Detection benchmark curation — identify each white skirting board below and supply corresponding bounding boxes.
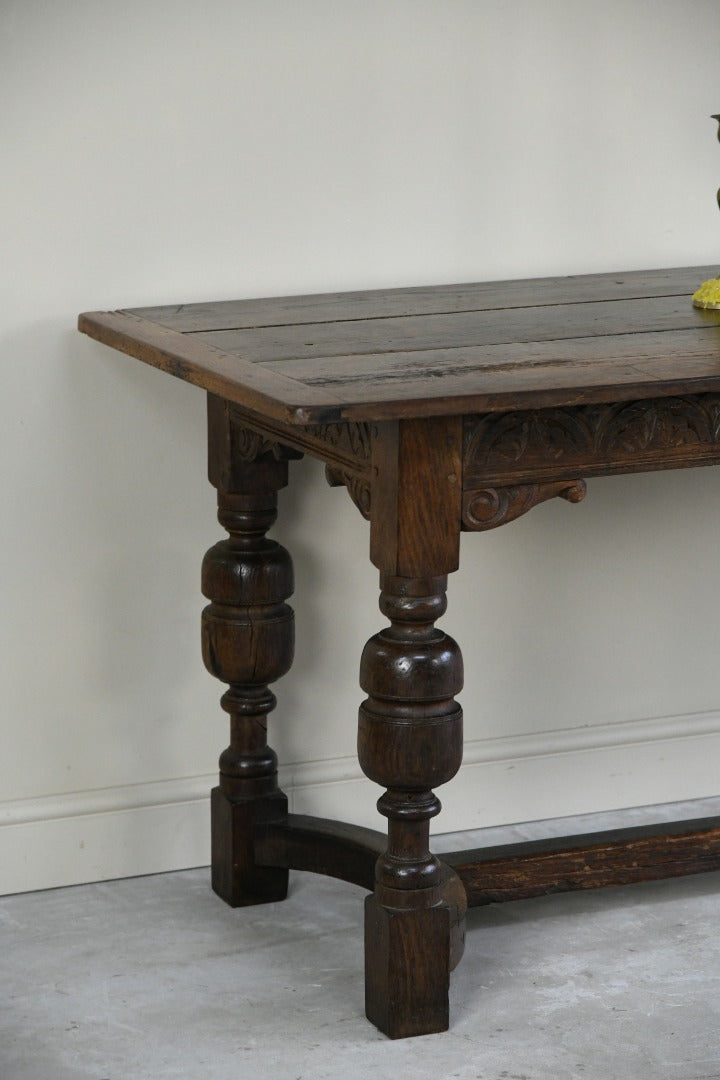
[2,710,720,896]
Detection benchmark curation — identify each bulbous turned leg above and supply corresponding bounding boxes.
[203,490,293,906]
[358,574,466,1038]
[203,396,296,907]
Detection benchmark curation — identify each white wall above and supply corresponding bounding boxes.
[2,0,720,894]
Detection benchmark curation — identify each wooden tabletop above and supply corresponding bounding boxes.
[78,265,720,425]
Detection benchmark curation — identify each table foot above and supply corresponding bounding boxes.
[364,892,452,1038]
[211,785,288,907]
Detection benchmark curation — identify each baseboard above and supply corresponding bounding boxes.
[2,710,720,895]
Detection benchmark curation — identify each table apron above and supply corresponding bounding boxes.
[462,393,720,488]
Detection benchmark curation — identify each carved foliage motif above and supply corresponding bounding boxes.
[308,421,373,463]
[464,394,720,484]
[232,427,287,463]
[226,404,371,473]
[226,407,373,518]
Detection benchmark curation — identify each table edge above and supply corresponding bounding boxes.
[78,310,347,424]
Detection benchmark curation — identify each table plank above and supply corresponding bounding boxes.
[124,265,716,333]
[292,330,720,419]
[257,328,719,385]
[192,296,720,366]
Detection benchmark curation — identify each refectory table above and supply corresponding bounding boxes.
[79,265,720,1038]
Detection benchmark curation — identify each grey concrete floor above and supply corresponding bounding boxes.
[3,799,720,1080]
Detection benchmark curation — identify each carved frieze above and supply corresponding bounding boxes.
[225,402,374,518]
[227,403,372,475]
[464,394,720,486]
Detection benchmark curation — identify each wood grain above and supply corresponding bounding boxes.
[255,813,720,910]
[443,817,720,906]
[193,295,720,364]
[125,265,716,332]
[370,418,462,577]
[79,267,720,424]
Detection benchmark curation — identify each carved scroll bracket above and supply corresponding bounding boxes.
[318,422,373,520]
[462,479,586,531]
[326,465,371,520]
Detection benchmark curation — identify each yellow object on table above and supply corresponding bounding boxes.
[692,277,720,310]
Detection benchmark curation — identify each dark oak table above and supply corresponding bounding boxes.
[80,264,720,1038]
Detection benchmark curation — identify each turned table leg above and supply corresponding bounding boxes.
[202,395,295,907]
[359,416,466,1037]
[359,573,465,1037]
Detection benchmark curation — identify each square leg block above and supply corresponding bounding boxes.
[364,894,451,1038]
[211,786,288,907]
